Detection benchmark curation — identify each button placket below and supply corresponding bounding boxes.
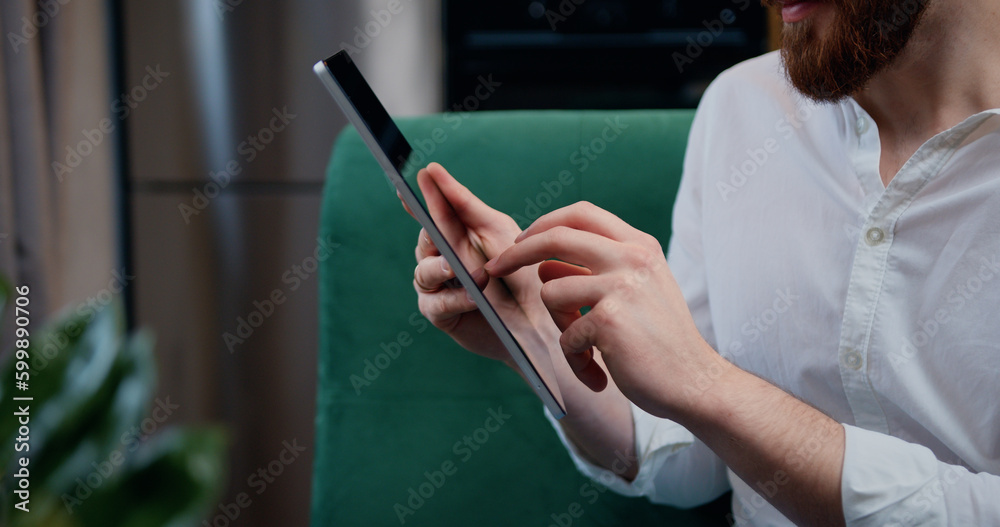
[835,122,969,433]
[837,211,894,433]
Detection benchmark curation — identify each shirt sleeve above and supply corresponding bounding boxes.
[544,404,731,508]
[841,425,1000,526]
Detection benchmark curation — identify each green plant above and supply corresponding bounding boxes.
[0,277,227,526]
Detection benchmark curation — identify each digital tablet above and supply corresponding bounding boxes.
[313,50,566,419]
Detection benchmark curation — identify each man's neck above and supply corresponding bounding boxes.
[851,1,1000,185]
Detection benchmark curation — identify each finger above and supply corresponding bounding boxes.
[560,314,601,357]
[415,228,440,261]
[538,275,603,314]
[565,346,608,392]
[486,227,619,277]
[417,166,474,259]
[397,190,417,220]
[538,260,593,333]
[418,287,479,326]
[421,162,503,231]
[538,260,591,282]
[469,265,490,292]
[414,255,454,293]
[537,262,606,391]
[516,201,651,246]
[545,304,603,389]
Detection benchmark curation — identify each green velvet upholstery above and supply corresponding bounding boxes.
[312,110,729,526]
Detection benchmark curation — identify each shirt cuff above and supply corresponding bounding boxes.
[841,424,947,526]
[543,403,695,498]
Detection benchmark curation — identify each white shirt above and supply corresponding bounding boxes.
[546,51,1000,525]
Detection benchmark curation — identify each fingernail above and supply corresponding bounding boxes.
[515,230,528,243]
[423,232,431,243]
[441,259,450,273]
[471,267,484,280]
[484,258,496,271]
[465,290,475,303]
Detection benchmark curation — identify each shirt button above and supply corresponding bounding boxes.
[865,227,885,246]
[842,349,863,370]
[855,116,869,135]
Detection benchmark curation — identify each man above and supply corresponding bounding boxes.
[408,0,1000,524]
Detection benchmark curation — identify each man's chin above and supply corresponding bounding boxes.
[777,0,931,103]
[779,28,845,102]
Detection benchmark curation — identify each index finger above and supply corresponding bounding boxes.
[516,201,645,244]
[486,227,619,277]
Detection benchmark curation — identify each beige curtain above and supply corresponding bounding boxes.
[0,0,117,331]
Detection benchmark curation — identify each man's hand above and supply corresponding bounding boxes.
[484,201,724,419]
[408,163,607,392]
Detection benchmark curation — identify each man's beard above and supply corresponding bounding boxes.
[763,0,931,102]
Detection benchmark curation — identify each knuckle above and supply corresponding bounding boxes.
[423,296,454,328]
[538,280,559,306]
[574,200,598,214]
[608,272,633,294]
[623,245,659,273]
[561,327,588,353]
[587,305,613,330]
[642,233,663,253]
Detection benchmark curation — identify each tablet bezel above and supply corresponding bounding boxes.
[313,51,566,419]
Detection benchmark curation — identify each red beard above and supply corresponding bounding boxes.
[763,0,931,102]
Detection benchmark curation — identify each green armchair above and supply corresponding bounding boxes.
[311,110,730,526]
